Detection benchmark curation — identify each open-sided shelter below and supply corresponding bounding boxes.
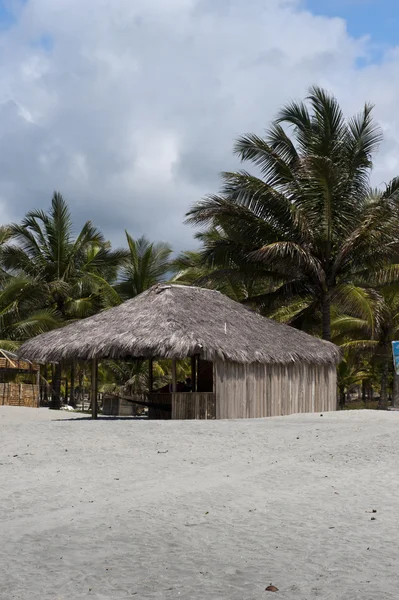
[18,284,340,419]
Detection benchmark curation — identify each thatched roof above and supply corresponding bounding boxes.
[18,284,341,365]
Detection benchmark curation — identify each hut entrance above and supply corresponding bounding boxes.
[147,357,215,420]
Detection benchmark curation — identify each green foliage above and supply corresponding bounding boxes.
[186,87,399,342]
[116,231,172,299]
[2,192,126,322]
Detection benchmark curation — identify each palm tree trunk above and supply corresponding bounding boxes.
[79,368,84,411]
[339,386,346,409]
[379,356,389,410]
[51,363,62,410]
[321,292,331,341]
[362,379,367,404]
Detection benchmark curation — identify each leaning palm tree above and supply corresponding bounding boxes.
[187,87,399,340]
[116,231,172,299]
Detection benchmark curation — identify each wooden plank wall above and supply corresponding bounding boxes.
[0,383,40,407]
[214,361,337,419]
[172,392,216,419]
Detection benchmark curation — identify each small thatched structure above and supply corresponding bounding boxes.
[0,350,40,408]
[19,284,340,419]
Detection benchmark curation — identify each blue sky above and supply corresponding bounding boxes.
[0,0,24,28]
[305,0,398,49]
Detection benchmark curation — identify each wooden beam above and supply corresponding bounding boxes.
[36,368,40,408]
[91,359,98,419]
[171,359,177,393]
[70,362,75,408]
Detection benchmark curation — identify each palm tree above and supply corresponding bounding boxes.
[0,275,60,351]
[187,87,399,340]
[3,192,126,319]
[2,192,127,407]
[333,289,399,409]
[171,228,275,302]
[116,231,172,299]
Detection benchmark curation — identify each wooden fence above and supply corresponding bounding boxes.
[0,383,39,407]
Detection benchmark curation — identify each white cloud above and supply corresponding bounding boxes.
[0,0,397,249]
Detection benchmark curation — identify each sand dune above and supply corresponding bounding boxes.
[1,406,399,599]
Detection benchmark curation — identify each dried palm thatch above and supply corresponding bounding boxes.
[18,284,341,365]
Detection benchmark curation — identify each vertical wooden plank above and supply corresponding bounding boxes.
[245,363,251,418]
[214,360,221,419]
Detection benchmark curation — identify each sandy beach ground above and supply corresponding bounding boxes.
[1,407,399,600]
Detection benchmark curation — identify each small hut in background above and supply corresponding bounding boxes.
[18,285,341,419]
[0,350,40,408]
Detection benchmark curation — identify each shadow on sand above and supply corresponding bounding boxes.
[54,415,149,422]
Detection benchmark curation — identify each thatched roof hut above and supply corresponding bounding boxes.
[19,284,340,419]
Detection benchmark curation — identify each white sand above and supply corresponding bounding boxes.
[1,407,399,600]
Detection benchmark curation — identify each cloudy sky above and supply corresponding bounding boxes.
[0,0,398,250]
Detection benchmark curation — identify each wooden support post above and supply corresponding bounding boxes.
[171,359,177,393]
[36,368,40,407]
[52,362,62,410]
[149,358,154,393]
[191,356,197,392]
[91,359,98,419]
[70,363,75,407]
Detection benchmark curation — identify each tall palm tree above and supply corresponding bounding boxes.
[187,87,399,340]
[116,231,172,299]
